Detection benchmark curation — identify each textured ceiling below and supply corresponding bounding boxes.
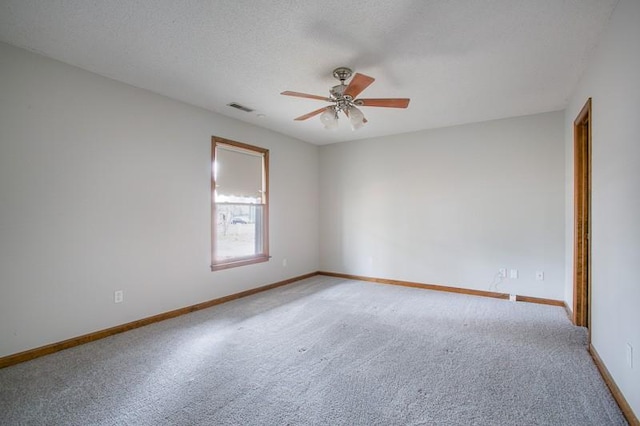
[0,1,617,145]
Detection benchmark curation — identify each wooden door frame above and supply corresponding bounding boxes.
[573,98,592,329]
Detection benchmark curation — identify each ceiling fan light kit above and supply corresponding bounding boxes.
[281,67,410,130]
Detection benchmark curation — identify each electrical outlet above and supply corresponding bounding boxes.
[499,268,507,278]
[509,294,517,302]
[536,271,544,281]
[114,290,123,304]
[510,269,518,279]
[282,258,287,267]
[627,343,634,369]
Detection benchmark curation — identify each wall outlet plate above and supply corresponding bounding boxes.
[114,290,123,303]
[510,269,518,279]
[536,271,544,281]
[509,294,517,302]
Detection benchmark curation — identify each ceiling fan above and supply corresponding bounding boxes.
[281,67,410,130]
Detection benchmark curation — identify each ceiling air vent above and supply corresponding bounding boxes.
[227,102,254,113]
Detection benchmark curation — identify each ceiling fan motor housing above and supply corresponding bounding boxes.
[330,84,346,98]
[329,68,356,112]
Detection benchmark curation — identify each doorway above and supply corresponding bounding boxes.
[573,98,591,328]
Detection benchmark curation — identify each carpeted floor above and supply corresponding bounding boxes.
[0,276,627,425]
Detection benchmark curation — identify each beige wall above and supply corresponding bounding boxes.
[564,0,640,416]
[0,42,320,357]
[319,111,566,300]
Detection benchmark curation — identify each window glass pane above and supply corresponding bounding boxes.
[214,204,264,261]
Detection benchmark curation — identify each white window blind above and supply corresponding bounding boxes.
[215,145,264,202]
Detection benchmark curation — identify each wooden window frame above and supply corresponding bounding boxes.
[211,136,269,271]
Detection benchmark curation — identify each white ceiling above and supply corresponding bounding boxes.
[0,1,617,145]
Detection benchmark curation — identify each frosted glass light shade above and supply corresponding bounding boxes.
[320,107,338,130]
[349,106,365,130]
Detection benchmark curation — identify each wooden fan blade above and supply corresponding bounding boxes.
[294,107,329,121]
[281,91,331,102]
[344,73,375,98]
[357,98,411,108]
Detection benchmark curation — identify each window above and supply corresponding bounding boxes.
[211,136,269,271]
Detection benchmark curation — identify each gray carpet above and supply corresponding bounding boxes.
[0,276,626,425]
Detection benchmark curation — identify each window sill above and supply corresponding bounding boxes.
[211,255,270,271]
